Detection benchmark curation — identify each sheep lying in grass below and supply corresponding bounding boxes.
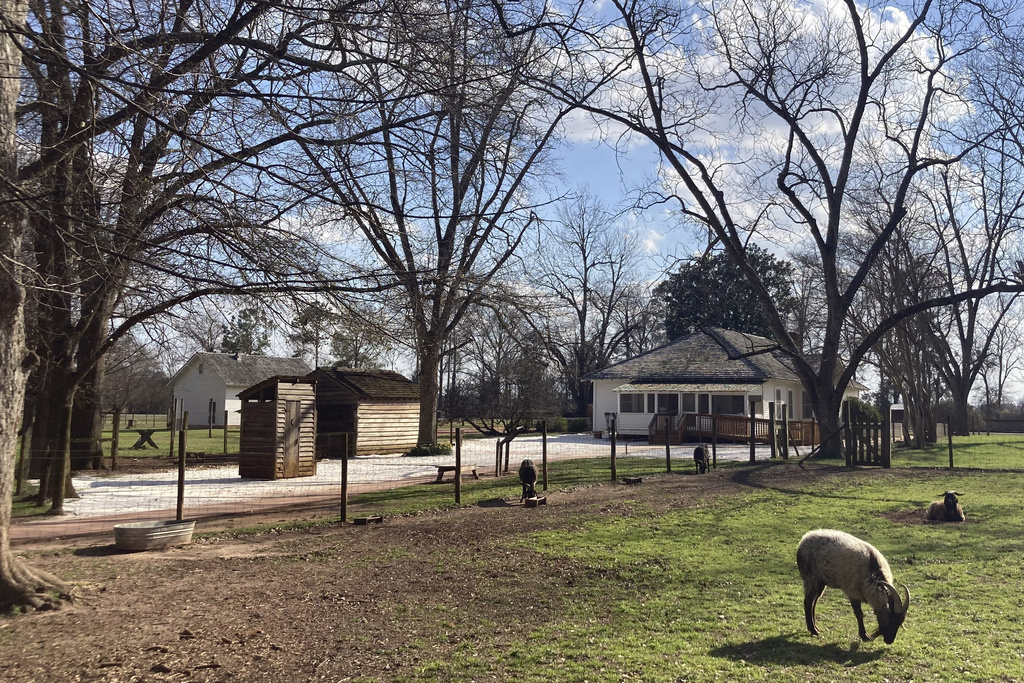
[518,459,538,502]
[693,445,710,474]
[796,529,911,644]
[926,490,965,522]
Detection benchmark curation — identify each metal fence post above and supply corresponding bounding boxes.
[947,417,954,469]
[664,415,672,473]
[541,420,548,492]
[111,408,120,471]
[177,411,188,521]
[455,427,462,506]
[610,415,617,482]
[749,401,757,463]
[341,432,349,523]
[711,415,718,469]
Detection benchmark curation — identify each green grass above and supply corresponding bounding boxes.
[397,465,1024,682]
[894,433,1024,470]
[345,455,727,517]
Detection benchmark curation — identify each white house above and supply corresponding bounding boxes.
[584,328,864,438]
[168,352,312,427]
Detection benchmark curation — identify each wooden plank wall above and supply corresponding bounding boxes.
[275,382,317,478]
[355,401,419,455]
[239,402,277,478]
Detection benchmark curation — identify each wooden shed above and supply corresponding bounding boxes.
[237,376,317,480]
[308,368,420,457]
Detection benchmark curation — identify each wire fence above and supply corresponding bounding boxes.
[11,418,779,544]
[13,416,1024,545]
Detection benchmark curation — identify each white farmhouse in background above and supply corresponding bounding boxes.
[168,352,312,427]
[584,328,864,439]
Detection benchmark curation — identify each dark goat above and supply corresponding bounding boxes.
[518,459,538,501]
[926,490,965,522]
[693,445,710,474]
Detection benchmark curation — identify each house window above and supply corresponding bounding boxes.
[698,393,710,414]
[681,393,696,413]
[647,394,656,413]
[711,395,747,415]
[657,393,679,414]
[620,394,644,413]
[802,391,813,420]
[788,390,794,419]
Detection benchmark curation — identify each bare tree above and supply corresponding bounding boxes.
[531,190,647,416]
[289,0,574,444]
[551,0,1024,458]
[0,0,69,610]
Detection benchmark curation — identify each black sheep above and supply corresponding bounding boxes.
[518,459,538,501]
[693,445,710,474]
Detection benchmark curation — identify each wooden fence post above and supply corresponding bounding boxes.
[169,400,177,457]
[542,420,548,492]
[223,410,229,454]
[494,440,501,478]
[610,415,617,482]
[768,402,777,459]
[111,408,121,471]
[781,408,790,459]
[882,407,891,468]
[177,411,188,521]
[455,427,462,506]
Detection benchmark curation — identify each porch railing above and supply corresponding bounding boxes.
[647,412,819,447]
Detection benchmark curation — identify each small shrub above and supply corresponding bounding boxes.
[847,397,883,424]
[404,442,453,457]
[567,417,591,433]
[544,416,568,433]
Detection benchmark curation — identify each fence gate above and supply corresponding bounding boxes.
[843,403,891,468]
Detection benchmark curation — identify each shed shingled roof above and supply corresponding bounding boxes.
[174,352,313,388]
[582,328,800,384]
[311,367,419,401]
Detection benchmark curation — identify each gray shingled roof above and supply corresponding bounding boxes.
[192,352,312,387]
[313,367,420,400]
[582,328,800,384]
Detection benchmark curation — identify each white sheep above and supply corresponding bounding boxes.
[926,491,965,522]
[796,529,911,643]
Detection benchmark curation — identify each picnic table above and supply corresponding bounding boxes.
[130,429,159,450]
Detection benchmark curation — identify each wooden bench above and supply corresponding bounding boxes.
[435,465,479,482]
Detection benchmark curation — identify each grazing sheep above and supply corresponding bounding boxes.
[693,445,710,474]
[796,529,911,644]
[926,490,965,522]
[518,459,538,502]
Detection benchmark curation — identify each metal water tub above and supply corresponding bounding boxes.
[113,520,196,551]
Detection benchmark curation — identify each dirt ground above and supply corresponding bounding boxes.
[0,463,936,682]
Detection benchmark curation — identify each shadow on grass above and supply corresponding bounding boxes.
[477,498,513,508]
[709,632,885,666]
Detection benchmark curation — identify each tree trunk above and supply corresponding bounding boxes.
[948,383,972,437]
[0,0,71,607]
[810,391,845,460]
[417,347,441,446]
